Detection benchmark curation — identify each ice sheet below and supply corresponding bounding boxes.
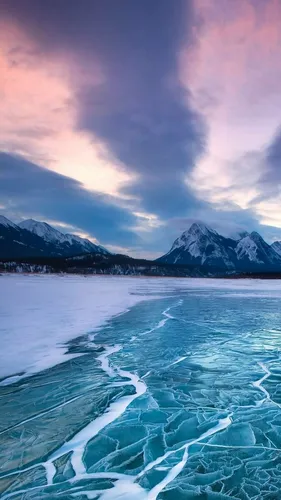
[2,275,281,382]
[2,275,281,499]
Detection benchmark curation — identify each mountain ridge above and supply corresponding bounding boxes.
[158,222,281,272]
[0,216,109,259]
[2,215,281,274]
[18,219,109,256]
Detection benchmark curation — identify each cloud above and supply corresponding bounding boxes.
[1,0,280,253]
[0,152,140,247]
[247,128,281,229]
[0,18,132,196]
[71,1,207,219]
[180,0,281,218]
[263,128,281,192]
[0,0,208,222]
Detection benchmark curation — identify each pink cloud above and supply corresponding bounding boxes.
[183,0,281,117]
[180,0,281,223]
[0,21,133,196]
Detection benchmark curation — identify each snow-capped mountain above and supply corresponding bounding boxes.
[158,223,281,272]
[19,219,68,243]
[0,215,18,229]
[3,214,281,273]
[0,216,51,259]
[158,223,237,270]
[0,216,109,259]
[18,219,109,256]
[271,241,281,256]
[235,232,281,269]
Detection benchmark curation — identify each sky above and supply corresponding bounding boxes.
[1,0,281,257]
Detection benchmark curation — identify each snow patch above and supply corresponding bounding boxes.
[236,235,263,263]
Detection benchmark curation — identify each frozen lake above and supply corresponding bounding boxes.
[1,275,281,498]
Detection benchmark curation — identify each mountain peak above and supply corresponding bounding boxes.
[271,240,281,257]
[158,221,281,271]
[1,215,110,258]
[19,219,65,243]
[250,231,264,242]
[187,222,217,236]
[20,219,51,229]
[159,221,236,269]
[179,222,217,241]
[236,230,281,266]
[0,215,18,229]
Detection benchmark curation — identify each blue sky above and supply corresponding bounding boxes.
[1,0,281,257]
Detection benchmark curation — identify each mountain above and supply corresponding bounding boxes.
[229,230,249,241]
[0,216,109,259]
[0,215,18,229]
[158,223,281,272]
[3,215,281,274]
[271,241,281,256]
[235,232,281,270]
[158,223,237,270]
[0,216,52,258]
[19,219,109,257]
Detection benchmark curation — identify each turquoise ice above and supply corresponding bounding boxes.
[1,279,281,498]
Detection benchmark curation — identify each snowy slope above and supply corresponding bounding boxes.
[0,216,50,258]
[158,223,281,272]
[0,216,110,258]
[18,219,109,256]
[236,232,281,269]
[0,215,18,229]
[271,241,281,256]
[64,233,109,255]
[158,222,237,270]
[19,219,67,243]
[236,234,263,263]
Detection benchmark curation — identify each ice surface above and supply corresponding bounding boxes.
[2,276,281,498]
[3,274,281,382]
[0,275,159,381]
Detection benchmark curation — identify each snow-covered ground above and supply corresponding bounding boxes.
[0,275,151,382]
[2,274,281,383]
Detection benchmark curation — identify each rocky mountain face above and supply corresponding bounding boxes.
[271,241,281,256]
[236,232,281,269]
[0,216,109,259]
[18,219,109,256]
[158,223,281,272]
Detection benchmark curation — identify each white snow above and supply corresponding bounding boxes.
[167,222,233,267]
[236,233,281,265]
[272,240,281,256]
[18,218,107,254]
[0,275,154,381]
[13,240,27,246]
[0,215,18,229]
[236,235,263,263]
[2,275,281,383]
[1,275,189,382]
[19,219,70,244]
